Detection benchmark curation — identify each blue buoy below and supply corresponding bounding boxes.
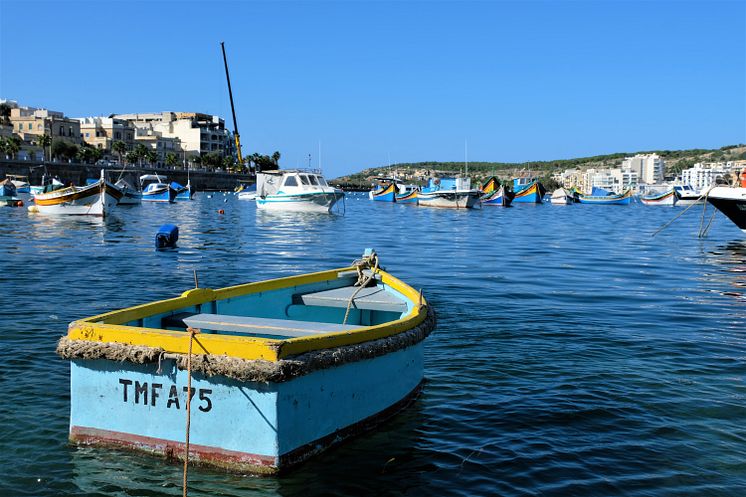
[155,224,179,249]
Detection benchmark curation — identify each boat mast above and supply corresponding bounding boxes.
[221,41,243,167]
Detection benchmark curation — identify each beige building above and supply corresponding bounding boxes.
[9,106,81,144]
[77,117,135,153]
[134,127,181,166]
[112,111,233,159]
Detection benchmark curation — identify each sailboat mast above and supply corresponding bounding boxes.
[221,41,243,166]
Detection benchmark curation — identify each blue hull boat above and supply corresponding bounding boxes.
[172,181,194,201]
[58,250,435,474]
[369,183,396,202]
[511,178,545,203]
[577,189,633,205]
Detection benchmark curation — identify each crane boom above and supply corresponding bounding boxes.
[221,41,243,165]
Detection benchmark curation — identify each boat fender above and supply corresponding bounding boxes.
[155,224,179,250]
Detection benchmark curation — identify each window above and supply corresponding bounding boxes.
[299,175,310,185]
[114,132,121,139]
[85,133,90,138]
[317,176,328,186]
[307,175,319,186]
[283,176,298,187]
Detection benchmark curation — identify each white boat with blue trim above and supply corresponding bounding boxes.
[255,169,344,213]
[57,250,434,474]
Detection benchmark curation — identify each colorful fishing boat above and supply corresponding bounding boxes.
[256,169,344,213]
[172,181,194,201]
[368,179,397,202]
[7,174,30,193]
[30,170,122,216]
[0,178,17,197]
[418,177,481,209]
[706,185,746,234]
[140,175,177,203]
[115,178,142,205]
[641,188,676,205]
[395,188,419,204]
[511,177,545,204]
[57,249,435,474]
[577,189,633,205]
[479,177,514,207]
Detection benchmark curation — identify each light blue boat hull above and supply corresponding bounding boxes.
[69,342,424,472]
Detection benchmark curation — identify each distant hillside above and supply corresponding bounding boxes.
[332,144,746,189]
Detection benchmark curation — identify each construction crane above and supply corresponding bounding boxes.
[220,41,243,167]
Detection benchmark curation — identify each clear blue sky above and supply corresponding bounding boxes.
[1,0,744,177]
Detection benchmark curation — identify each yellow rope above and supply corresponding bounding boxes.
[183,327,199,497]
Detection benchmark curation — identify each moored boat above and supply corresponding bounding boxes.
[30,170,121,217]
[673,184,703,206]
[550,188,573,205]
[140,175,177,203]
[641,188,676,205]
[8,174,30,193]
[369,179,397,202]
[0,178,17,197]
[57,249,435,474]
[395,188,419,204]
[172,181,194,201]
[511,177,546,204]
[577,189,633,205]
[255,169,344,213]
[418,177,481,209]
[706,185,746,234]
[115,179,142,205]
[481,186,514,207]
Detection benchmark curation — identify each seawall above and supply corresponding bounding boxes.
[0,159,253,191]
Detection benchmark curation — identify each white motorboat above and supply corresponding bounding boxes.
[255,170,344,213]
[418,176,481,209]
[550,188,573,205]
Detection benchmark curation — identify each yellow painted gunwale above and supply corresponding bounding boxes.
[67,266,427,362]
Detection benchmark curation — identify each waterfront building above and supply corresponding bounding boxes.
[77,117,136,154]
[134,128,181,166]
[112,111,232,160]
[9,106,82,145]
[680,162,742,190]
[621,154,665,185]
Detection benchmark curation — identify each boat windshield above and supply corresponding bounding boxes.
[307,175,319,186]
[317,176,328,186]
[299,175,310,185]
[283,175,298,187]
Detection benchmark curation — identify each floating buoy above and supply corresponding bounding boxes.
[224,199,228,203]
[207,195,212,199]
[155,224,179,250]
[16,200,24,207]
[28,205,39,213]
[218,209,225,214]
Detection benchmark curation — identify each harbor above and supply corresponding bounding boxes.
[2,192,746,495]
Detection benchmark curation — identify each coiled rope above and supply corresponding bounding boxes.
[342,252,380,325]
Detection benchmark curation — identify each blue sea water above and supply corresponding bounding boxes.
[1,193,745,497]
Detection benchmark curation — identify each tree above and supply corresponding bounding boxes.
[165,152,178,168]
[4,136,21,159]
[125,151,139,165]
[35,133,52,161]
[133,143,148,166]
[271,151,281,166]
[0,103,11,125]
[145,149,158,165]
[112,140,127,165]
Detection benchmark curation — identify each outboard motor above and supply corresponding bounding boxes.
[155,224,179,249]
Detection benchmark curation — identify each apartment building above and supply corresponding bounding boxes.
[112,111,233,159]
[621,154,665,185]
[77,117,136,152]
[9,106,81,144]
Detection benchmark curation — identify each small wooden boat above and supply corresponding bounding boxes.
[641,188,676,205]
[30,170,121,217]
[481,186,514,206]
[577,189,633,205]
[140,175,177,203]
[395,188,419,204]
[368,180,397,202]
[0,178,17,197]
[511,177,545,203]
[7,174,30,193]
[172,181,194,201]
[115,179,142,205]
[57,250,435,474]
[550,188,573,205]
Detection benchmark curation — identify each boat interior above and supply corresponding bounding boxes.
[114,270,412,340]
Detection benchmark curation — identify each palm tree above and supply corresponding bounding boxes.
[4,136,20,159]
[145,149,158,165]
[133,144,148,166]
[271,151,281,166]
[112,140,127,165]
[165,152,178,168]
[35,133,52,161]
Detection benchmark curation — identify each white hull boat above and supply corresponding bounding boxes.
[256,170,344,213]
[31,170,122,217]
